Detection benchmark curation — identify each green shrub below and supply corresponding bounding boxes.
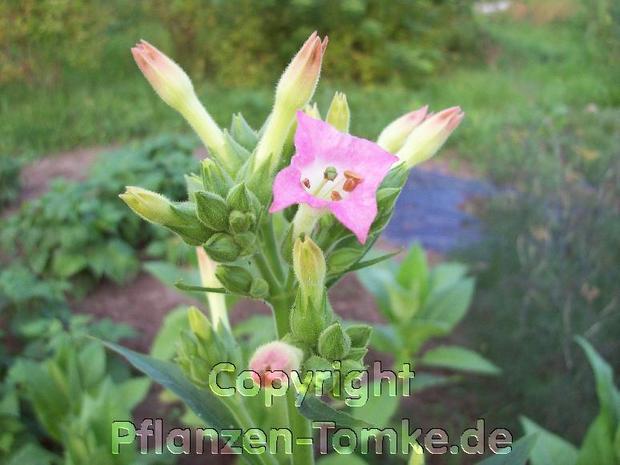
[0,157,21,208]
[0,136,198,293]
[151,0,481,87]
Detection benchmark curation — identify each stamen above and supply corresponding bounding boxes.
[331,191,342,201]
[324,166,338,181]
[302,178,311,189]
[343,170,363,192]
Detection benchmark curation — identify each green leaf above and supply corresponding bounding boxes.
[150,306,189,360]
[350,380,399,427]
[51,252,87,278]
[576,414,617,465]
[297,394,373,430]
[416,277,474,331]
[174,280,230,294]
[101,341,238,430]
[476,434,538,465]
[346,249,402,273]
[396,244,428,298]
[369,323,401,353]
[420,345,500,375]
[118,377,151,411]
[520,416,578,465]
[575,336,620,430]
[411,373,460,393]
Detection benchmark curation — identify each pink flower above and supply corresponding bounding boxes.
[269,112,398,244]
[249,341,303,388]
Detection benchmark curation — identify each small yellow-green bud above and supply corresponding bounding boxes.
[201,158,233,198]
[293,236,326,306]
[303,102,321,120]
[188,306,212,341]
[318,322,351,361]
[326,91,350,132]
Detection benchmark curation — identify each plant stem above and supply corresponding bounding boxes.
[271,297,315,465]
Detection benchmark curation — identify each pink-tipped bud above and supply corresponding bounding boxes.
[396,106,464,168]
[377,106,429,153]
[131,40,195,110]
[275,31,328,110]
[249,341,303,387]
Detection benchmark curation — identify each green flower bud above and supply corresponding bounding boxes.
[201,158,233,198]
[229,210,255,234]
[187,306,212,341]
[249,278,269,299]
[318,322,351,361]
[195,191,229,231]
[234,231,257,256]
[167,202,212,246]
[345,324,372,348]
[303,102,321,119]
[326,92,350,133]
[119,186,177,226]
[203,233,241,262]
[289,290,329,346]
[293,236,326,307]
[230,113,258,150]
[226,183,261,215]
[215,264,253,295]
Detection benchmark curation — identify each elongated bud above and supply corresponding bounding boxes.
[196,247,230,331]
[275,32,328,111]
[131,40,194,110]
[318,322,351,361]
[195,191,229,231]
[131,41,232,170]
[293,236,326,306]
[120,187,210,245]
[188,306,212,341]
[377,106,428,153]
[203,233,241,262]
[396,106,464,168]
[249,341,303,387]
[253,32,328,171]
[326,92,350,132]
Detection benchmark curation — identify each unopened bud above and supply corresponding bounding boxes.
[226,183,261,216]
[396,106,464,168]
[293,236,326,306]
[195,191,229,231]
[377,106,428,153]
[188,306,212,341]
[201,158,233,198]
[229,210,255,234]
[345,324,372,348]
[249,341,303,387]
[233,231,257,256]
[249,278,269,299]
[275,32,328,111]
[204,233,241,262]
[326,92,350,132]
[303,102,321,120]
[318,322,351,361]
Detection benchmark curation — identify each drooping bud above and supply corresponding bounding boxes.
[377,106,428,153]
[120,187,210,245]
[195,191,229,231]
[201,158,233,198]
[293,236,326,306]
[396,107,464,168]
[275,32,328,111]
[326,92,350,133]
[203,233,241,262]
[249,341,303,387]
[318,322,351,361]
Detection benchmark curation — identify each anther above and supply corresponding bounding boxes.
[302,178,311,189]
[330,191,342,201]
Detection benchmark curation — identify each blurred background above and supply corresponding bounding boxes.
[1,1,619,464]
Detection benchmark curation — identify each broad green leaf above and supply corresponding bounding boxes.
[7,443,58,465]
[476,434,538,465]
[102,341,238,430]
[297,394,373,430]
[77,340,106,388]
[520,416,578,465]
[417,277,474,331]
[429,262,468,294]
[369,324,401,353]
[350,380,400,427]
[317,454,369,465]
[576,336,620,430]
[411,373,460,393]
[51,252,87,278]
[150,306,189,360]
[576,414,617,465]
[118,377,151,411]
[396,244,428,298]
[356,267,397,320]
[420,345,500,375]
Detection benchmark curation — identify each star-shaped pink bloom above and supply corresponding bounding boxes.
[270,112,398,243]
